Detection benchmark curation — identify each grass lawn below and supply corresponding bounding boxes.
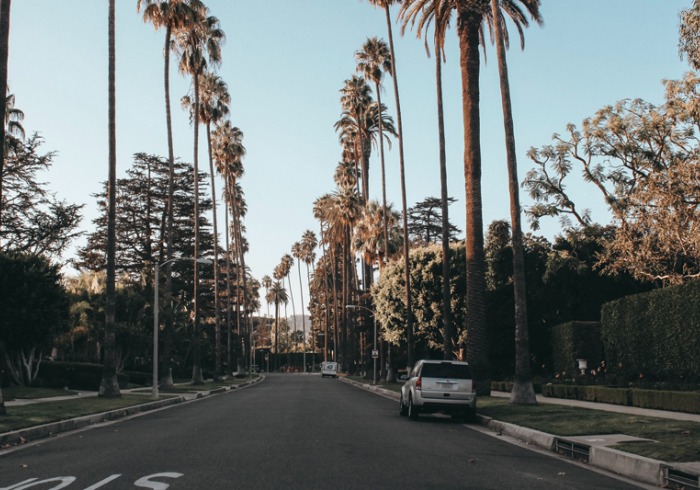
[3,386,79,401]
[1,376,260,435]
[0,395,163,434]
[477,397,700,463]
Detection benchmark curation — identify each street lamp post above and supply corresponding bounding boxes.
[153,257,211,399]
[346,304,377,385]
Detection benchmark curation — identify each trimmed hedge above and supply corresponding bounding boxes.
[550,321,603,376]
[37,362,129,390]
[601,279,700,382]
[540,384,700,414]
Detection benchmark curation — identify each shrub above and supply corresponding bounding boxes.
[550,321,602,376]
[601,280,700,383]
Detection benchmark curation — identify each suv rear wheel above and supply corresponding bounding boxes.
[408,395,420,421]
[399,396,408,417]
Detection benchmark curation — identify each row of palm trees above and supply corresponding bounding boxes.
[298,0,542,402]
[260,231,318,371]
[88,0,254,394]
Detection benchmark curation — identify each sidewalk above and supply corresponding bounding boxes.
[341,378,700,489]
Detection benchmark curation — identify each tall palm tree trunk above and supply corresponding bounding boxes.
[225,198,233,373]
[191,71,204,385]
[206,123,222,378]
[382,3,414,373]
[297,260,307,371]
[100,0,120,398]
[0,0,10,237]
[160,23,177,386]
[375,88,391,277]
[0,0,10,412]
[435,17,454,360]
[491,0,535,404]
[231,181,250,372]
[459,13,490,394]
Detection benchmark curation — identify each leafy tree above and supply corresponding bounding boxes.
[373,243,467,360]
[407,196,460,246]
[680,0,700,70]
[77,153,213,277]
[0,252,69,386]
[525,74,700,286]
[1,134,83,256]
[543,226,651,324]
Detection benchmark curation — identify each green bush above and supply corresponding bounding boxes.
[601,280,700,383]
[541,384,700,414]
[631,389,700,414]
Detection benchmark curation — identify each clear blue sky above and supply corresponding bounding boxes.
[8,1,693,317]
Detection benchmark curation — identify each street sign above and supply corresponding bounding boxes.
[372,349,378,359]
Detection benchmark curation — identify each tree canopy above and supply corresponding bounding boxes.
[524,73,700,286]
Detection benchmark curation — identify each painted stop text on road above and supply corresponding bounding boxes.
[0,472,184,489]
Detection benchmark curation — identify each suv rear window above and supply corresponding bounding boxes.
[420,362,471,379]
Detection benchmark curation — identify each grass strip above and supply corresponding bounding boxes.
[477,397,700,463]
[0,395,163,434]
[3,386,79,400]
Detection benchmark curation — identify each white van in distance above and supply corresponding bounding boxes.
[321,362,339,378]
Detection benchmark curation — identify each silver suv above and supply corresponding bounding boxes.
[399,360,476,421]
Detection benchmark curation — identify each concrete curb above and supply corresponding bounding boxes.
[339,376,693,488]
[0,375,265,450]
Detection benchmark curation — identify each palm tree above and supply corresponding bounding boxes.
[0,0,11,237]
[183,71,230,378]
[278,253,297,367]
[355,38,392,264]
[2,92,24,158]
[366,0,416,372]
[100,0,120,398]
[355,36,415,370]
[175,8,224,384]
[138,0,205,386]
[490,0,542,404]
[291,242,307,370]
[338,76,373,200]
[266,280,287,371]
[261,274,272,319]
[213,120,249,372]
[301,230,317,368]
[399,0,538,393]
[399,0,456,360]
[335,99,397,196]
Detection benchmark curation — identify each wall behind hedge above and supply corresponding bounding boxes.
[601,279,700,382]
[550,321,603,376]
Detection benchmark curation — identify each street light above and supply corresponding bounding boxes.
[153,256,212,399]
[346,304,377,385]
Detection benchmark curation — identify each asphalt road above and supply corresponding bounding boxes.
[0,374,646,489]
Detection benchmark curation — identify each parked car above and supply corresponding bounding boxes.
[399,360,476,421]
[321,361,339,378]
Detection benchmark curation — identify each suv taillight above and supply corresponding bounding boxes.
[416,377,422,390]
